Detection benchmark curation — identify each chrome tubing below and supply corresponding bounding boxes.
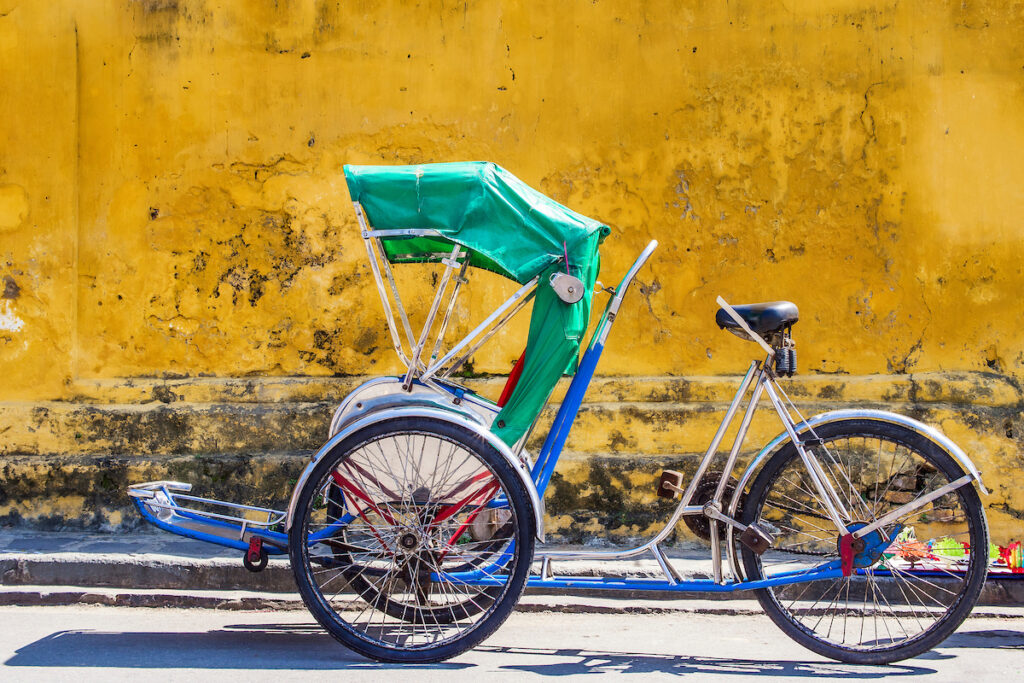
[763,380,851,535]
[403,244,464,390]
[423,276,540,382]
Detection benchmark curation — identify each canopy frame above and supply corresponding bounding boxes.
[356,201,540,399]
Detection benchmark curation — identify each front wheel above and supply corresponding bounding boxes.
[289,416,536,663]
[740,419,987,664]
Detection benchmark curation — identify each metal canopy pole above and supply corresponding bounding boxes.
[422,276,540,383]
[403,244,464,390]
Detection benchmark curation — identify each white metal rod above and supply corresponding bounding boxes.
[650,544,679,585]
[675,362,760,507]
[404,244,463,389]
[610,363,760,559]
[375,236,418,356]
[594,240,659,347]
[439,290,536,379]
[716,296,776,358]
[763,381,850,535]
[429,257,470,365]
[421,276,540,382]
[714,373,768,502]
[357,205,414,368]
[363,228,444,238]
[143,499,286,527]
[852,474,974,539]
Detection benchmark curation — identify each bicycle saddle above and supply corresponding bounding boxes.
[716,301,799,336]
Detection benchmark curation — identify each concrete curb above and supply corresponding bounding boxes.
[3,532,1023,609]
[0,586,763,614]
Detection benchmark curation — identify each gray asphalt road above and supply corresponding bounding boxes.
[0,605,1021,681]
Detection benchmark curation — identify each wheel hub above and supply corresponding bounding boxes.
[838,521,896,575]
[398,530,422,554]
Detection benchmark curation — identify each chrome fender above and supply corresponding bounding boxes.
[328,377,499,437]
[288,406,545,541]
[727,408,988,519]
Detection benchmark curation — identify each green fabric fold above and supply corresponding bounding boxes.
[343,162,609,446]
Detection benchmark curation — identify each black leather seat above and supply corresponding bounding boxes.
[716,301,799,336]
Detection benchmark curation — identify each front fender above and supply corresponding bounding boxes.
[287,406,545,541]
[728,408,989,518]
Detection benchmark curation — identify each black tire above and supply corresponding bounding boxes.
[289,416,536,663]
[740,419,987,664]
[242,545,269,573]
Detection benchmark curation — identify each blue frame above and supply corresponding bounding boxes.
[133,239,983,593]
[133,496,355,557]
[133,345,994,591]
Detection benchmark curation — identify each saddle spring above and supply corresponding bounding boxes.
[768,326,797,378]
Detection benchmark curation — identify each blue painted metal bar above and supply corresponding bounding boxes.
[171,507,289,545]
[134,497,354,554]
[307,514,356,541]
[435,565,845,592]
[134,499,275,554]
[530,341,606,496]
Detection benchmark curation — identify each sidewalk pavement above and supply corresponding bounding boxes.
[1,530,1022,612]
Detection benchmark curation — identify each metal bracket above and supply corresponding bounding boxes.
[540,556,554,580]
[127,481,193,499]
[550,271,585,304]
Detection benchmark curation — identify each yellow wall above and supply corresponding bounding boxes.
[2,1,1024,392]
[2,2,1024,537]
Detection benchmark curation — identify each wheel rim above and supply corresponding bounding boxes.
[300,429,521,651]
[748,428,983,654]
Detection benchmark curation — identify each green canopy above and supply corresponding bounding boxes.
[344,162,610,446]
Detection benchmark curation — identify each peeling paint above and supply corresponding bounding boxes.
[0,300,25,332]
[2,275,20,300]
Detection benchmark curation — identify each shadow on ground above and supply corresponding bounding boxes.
[477,644,931,677]
[1,621,963,677]
[4,623,461,671]
[937,628,1024,651]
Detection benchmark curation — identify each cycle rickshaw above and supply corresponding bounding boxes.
[129,162,989,664]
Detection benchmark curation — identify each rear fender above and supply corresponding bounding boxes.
[328,377,499,437]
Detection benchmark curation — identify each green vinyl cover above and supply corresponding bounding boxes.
[343,162,611,446]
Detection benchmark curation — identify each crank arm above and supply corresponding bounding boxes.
[702,504,747,532]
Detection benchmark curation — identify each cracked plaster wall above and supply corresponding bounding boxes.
[1,1,1022,391]
[2,2,1024,538]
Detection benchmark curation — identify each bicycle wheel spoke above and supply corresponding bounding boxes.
[740,419,986,663]
[292,420,533,661]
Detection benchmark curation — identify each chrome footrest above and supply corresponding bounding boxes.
[128,480,288,547]
[127,480,193,499]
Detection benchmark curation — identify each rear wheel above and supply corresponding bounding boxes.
[740,419,987,664]
[325,484,509,624]
[289,417,535,663]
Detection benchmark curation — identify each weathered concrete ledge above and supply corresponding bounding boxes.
[40,371,1024,406]
[1,373,1022,541]
[2,373,1019,457]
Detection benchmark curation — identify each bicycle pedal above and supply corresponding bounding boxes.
[739,522,775,555]
[657,470,685,499]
